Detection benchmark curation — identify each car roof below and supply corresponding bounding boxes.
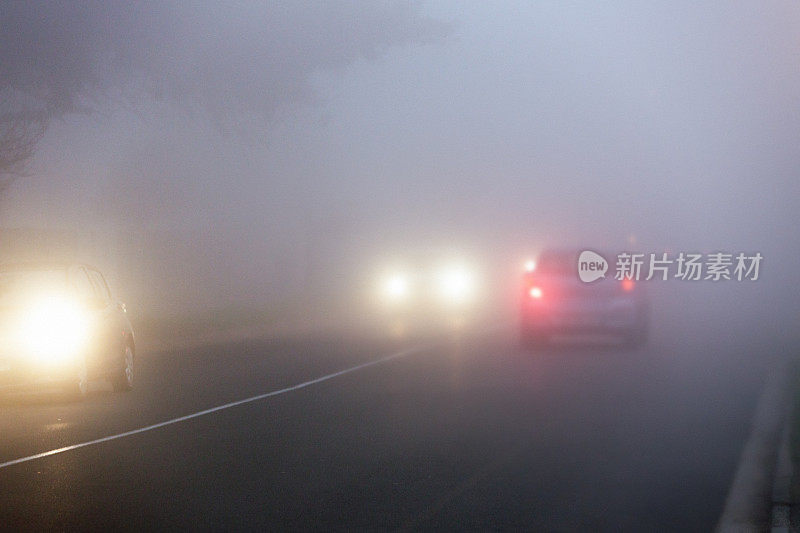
[535,248,614,276]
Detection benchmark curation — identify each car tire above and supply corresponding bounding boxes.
[111,344,134,392]
[67,357,89,398]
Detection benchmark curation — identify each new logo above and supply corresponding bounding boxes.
[578,250,608,283]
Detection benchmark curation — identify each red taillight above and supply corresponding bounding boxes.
[529,286,543,299]
[621,279,635,292]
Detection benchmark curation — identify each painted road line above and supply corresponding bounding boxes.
[0,344,427,470]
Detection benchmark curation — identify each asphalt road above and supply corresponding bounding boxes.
[0,320,784,531]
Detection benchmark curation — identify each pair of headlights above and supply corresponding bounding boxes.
[381,266,477,305]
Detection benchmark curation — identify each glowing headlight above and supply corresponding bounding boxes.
[382,273,410,302]
[437,265,475,303]
[18,296,91,362]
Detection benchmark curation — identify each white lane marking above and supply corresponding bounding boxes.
[0,344,427,470]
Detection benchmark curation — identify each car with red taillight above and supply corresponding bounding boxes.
[520,250,648,346]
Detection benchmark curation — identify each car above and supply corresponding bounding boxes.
[0,262,135,396]
[372,253,482,333]
[519,249,648,346]
[378,262,478,309]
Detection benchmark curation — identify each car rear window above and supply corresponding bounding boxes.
[535,252,577,275]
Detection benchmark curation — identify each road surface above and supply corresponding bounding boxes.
[0,321,783,531]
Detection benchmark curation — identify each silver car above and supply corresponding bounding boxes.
[519,250,648,346]
[0,262,135,396]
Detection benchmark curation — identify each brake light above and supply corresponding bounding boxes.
[529,286,543,299]
[621,279,635,292]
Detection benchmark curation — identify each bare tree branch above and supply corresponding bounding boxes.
[0,110,48,195]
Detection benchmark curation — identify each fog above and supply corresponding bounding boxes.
[1,1,798,340]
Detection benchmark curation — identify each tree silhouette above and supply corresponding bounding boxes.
[0,108,48,196]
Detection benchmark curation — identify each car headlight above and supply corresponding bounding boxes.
[17,296,91,362]
[436,265,475,304]
[382,273,410,303]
